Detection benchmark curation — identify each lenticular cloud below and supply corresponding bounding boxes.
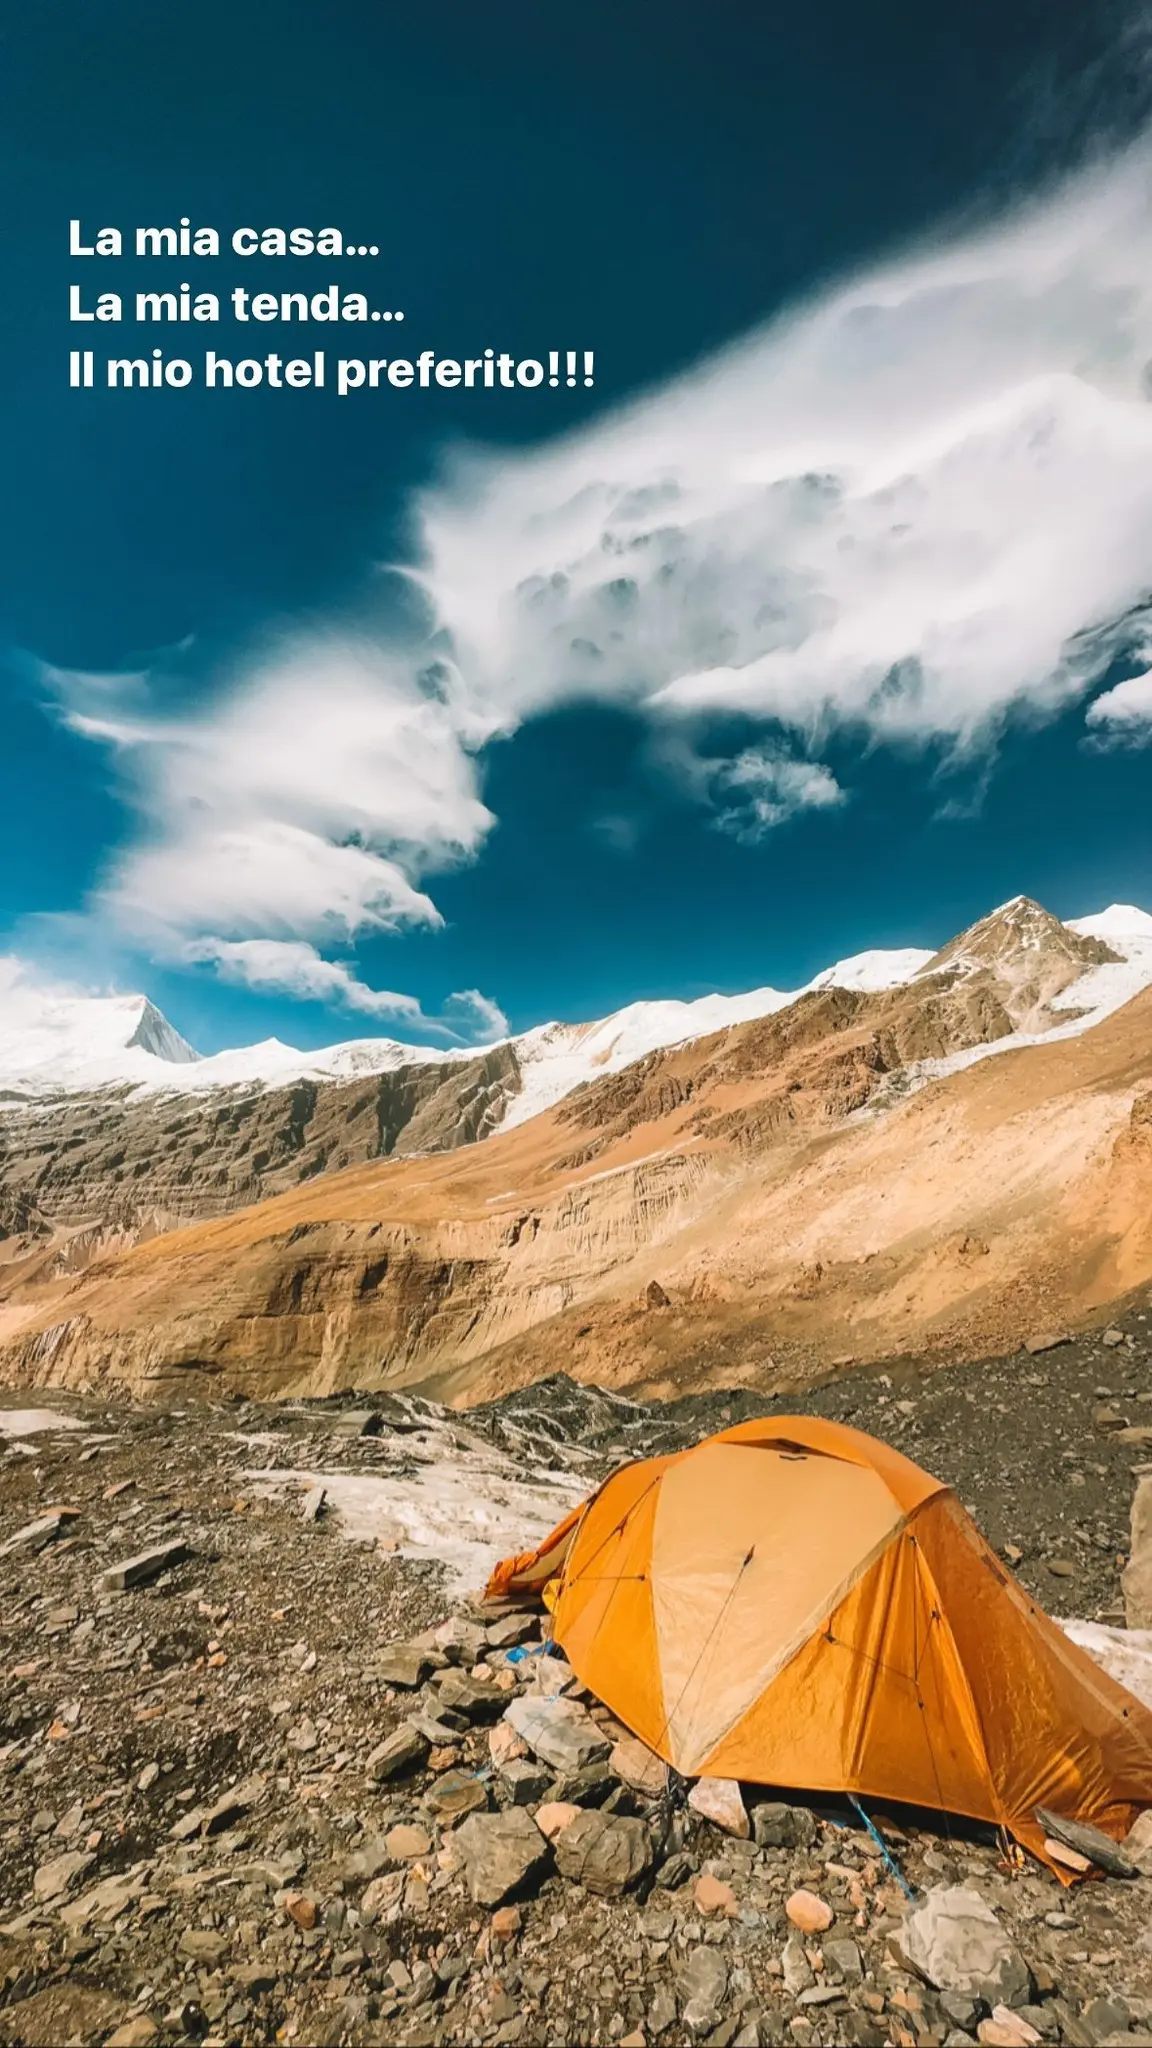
[420,142,1152,758]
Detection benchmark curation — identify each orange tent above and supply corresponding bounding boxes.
[486,1416,1152,1870]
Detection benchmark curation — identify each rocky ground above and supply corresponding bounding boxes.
[1,1312,1152,2047]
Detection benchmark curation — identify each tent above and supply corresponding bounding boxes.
[486,1415,1152,1870]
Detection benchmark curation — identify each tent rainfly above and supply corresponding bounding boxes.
[486,1415,1152,1872]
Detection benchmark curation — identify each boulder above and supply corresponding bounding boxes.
[504,1693,611,1773]
[1124,1474,1152,1629]
[687,1776,749,1837]
[897,1885,1030,2009]
[553,1809,654,1895]
[454,1808,551,1907]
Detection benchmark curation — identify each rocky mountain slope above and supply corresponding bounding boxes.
[2,899,1152,1405]
[1,1324,1152,2048]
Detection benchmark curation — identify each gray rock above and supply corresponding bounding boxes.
[500,1757,552,1805]
[366,1722,430,1783]
[1080,1996,1131,2045]
[781,1934,813,1997]
[504,1693,611,1773]
[300,1484,327,1522]
[432,1670,504,1721]
[648,1985,679,2037]
[486,1612,539,1650]
[0,1511,72,1557]
[823,1936,863,1984]
[377,1641,435,1689]
[98,1541,189,1592]
[553,1809,653,1895]
[454,1808,551,1907]
[433,1615,489,1664]
[1124,1473,1152,1628]
[676,1947,728,2036]
[423,1769,489,1820]
[32,1850,94,1902]
[751,1800,817,1851]
[897,1885,1030,2008]
[939,1991,982,2033]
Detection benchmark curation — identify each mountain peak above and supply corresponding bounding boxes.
[920,895,1120,1032]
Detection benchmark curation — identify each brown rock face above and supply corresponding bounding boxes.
[0,1042,522,1250]
[0,899,1148,1408]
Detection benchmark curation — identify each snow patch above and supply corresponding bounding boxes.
[1063,1618,1152,1713]
[243,1432,584,1592]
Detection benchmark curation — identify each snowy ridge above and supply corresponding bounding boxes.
[2,904,1151,1121]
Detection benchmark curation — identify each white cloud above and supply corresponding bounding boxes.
[711,748,845,843]
[187,937,508,1043]
[1086,665,1152,740]
[49,643,492,949]
[419,142,1152,759]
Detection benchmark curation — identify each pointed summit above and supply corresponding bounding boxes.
[919,896,1120,1033]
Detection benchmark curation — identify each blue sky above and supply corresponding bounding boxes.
[2,0,1151,1053]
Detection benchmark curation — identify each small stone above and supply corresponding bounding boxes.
[786,1889,833,1934]
[1024,1330,1070,1354]
[179,1930,227,1962]
[824,1936,863,1983]
[385,1823,432,1860]
[285,1893,318,1931]
[489,1720,530,1768]
[694,1874,737,1917]
[688,1776,749,1837]
[1123,1807,1152,1873]
[1046,1560,1075,1578]
[98,1541,189,1592]
[782,1934,813,1996]
[106,2021,160,2048]
[649,1986,678,2037]
[976,2010,1041,2048]
[535,1800,581,1840]
[491,1905,522,1941]
[485,1612,538,1650]
[33,1849,94,1902]
[366,1722,429,1782]
[300,1484,327,1521]
[360,1872,405,1922]
[424,1770,489,1820]
[610,1735,667,1798]
[676,1947,728,2037]
[1102,1328,1127,1347]
[287,1716,318,1753]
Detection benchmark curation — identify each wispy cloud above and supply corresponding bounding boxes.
[186,937,509,1041]
[1086,664,1152,743]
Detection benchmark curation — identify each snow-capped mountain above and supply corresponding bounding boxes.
[2,900,1151,1119]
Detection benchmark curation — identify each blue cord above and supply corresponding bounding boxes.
[849,1793,917,1902]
